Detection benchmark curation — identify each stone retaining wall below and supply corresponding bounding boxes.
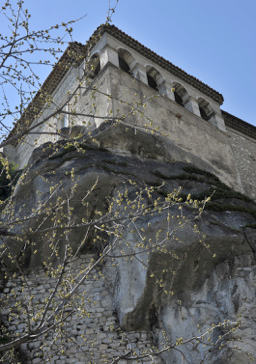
[0,255,159,364]
[227,127,256,200]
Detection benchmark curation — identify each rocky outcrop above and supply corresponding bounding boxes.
[1,124,256,363]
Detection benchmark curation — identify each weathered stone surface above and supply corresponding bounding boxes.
[2,124,256,363]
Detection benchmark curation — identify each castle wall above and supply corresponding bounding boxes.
[108,65,243,192]
[0,255,157,364]
[4,63,256,201]
[227,127,256,200]
[74,65,112,130]
[13,66,80,168]
[101,33,225,130]
[11,64,112,169]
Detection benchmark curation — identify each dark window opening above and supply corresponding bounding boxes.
[147,74,158,91]
[174,91,184,107]
[119,56,130,74]
[94,62,100,77]
[199,107,215,121]
[199,107,208,121]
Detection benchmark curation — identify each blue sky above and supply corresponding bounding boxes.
[1,0,256,126]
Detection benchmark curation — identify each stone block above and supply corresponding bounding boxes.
[99,344,108,350]
[101,298,112,307]
[86,328,94,334]
[32,358,42,364]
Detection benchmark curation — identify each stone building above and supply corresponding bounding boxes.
[3,24,256,199]
[2,24,256,364]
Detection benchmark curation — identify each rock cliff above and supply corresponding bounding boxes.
[1,124,256,363]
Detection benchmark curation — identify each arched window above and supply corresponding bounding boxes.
[118,49,135,75]
[146,66,164,92]
[147,74,158,90]
[172,83,189,108]
[174,91,183,106]
[119,56,130,74]
[198,98,215,121]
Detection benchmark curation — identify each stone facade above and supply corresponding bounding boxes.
[227,127,256,200]
[0,255,158,364]
[3,24,256,201]
[2,24,256,364]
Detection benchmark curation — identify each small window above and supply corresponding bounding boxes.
[172,83,189,108]
[146,66,163,92]
[119,56,130,74]
[199,107,208,121]
[198,98,215,121]
[174,91,183,107]
[147,74,158,91]
[118,49,135,75]
[94,62,100,77]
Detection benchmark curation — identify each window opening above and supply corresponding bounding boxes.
[147,74,158,91]
[119,56,130,74]
[198,98,215,121]
[94,62,100,77]
[174,91,184,107]
[172,83,189,108]
[199,107,208,121]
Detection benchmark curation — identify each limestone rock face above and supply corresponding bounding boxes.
[2,124,256,363]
